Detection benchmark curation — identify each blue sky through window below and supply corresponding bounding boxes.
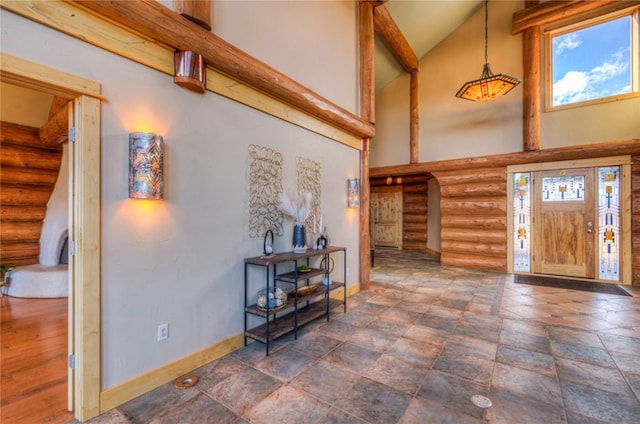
[552,15,631,106]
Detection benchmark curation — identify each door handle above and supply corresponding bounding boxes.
[586,221,593,234]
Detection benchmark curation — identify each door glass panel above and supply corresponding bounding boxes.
[598,166,620,280]
[542,175,585,201]
[514,173,531,272]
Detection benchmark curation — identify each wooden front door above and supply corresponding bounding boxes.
[532,168,595,278]
[371,187,403,248]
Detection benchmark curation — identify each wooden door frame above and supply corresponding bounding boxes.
[507,156,633,285]
[1,53,102,420]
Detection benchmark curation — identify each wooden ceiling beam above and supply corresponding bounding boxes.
[373,5,418,73]
[370,139,640,176]
[174,0,212,31]
[39,99,70,144]
[512,0,640,34]
[75,0,374,140]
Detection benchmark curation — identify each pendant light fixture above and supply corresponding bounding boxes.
[456,0,520,101]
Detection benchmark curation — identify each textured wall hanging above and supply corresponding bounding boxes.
[248,144,284,237]
[296,157,321,230]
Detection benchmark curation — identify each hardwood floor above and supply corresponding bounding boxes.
[1,296,72,424]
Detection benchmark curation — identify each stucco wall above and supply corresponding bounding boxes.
[1,2,359,390]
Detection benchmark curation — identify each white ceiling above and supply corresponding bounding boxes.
[375,0,483,92]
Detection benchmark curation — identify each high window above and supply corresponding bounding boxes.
[545,7,639,110]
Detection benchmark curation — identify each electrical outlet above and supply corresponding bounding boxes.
[157,323,169,341]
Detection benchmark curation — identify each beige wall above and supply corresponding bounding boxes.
[0,83,51,126]
[0,2,360,390]
[371,0,640,166]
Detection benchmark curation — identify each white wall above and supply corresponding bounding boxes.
[0,2,359,389]
[213,1,358,114]
[371,0,639,167]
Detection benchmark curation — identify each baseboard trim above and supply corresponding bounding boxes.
[425,247,441,258]
[99,283,360,413]
[99,332,245,413]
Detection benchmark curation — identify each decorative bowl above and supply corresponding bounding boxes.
[295,283,321,297]
[257,286,288,311]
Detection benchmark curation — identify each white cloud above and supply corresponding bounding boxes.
[553,49,629,105]
[553,71,589,104]
[554,33,581,55]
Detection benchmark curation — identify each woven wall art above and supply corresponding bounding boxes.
[248,144,284,237]
[296,157,321,230]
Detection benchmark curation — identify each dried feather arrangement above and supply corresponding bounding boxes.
[279,191,312,224]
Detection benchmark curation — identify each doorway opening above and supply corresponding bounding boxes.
[0,52,102,421]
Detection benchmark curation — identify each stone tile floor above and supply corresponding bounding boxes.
[79,249,640,423]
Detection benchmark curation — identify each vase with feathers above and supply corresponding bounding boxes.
[279,191,312,253]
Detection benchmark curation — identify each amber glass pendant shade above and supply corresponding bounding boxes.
[456,0,520,102]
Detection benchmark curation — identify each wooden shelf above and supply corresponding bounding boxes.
[245,299,342,343]
[277,268,325,282]
[244,246,347,354]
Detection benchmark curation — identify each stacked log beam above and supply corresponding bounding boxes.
[434,167,508,272]
[0,122,62,267]
[402,179,428,251]
[632,156,640,285]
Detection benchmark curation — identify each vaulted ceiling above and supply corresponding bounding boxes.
[375,0,484,92]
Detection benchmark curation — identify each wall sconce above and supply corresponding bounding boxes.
[347,178,360,208]
[174,50,206,93]
[129,132,164,199]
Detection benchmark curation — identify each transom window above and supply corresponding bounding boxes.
[545,7,639,110]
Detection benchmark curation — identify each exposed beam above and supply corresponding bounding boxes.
[512,0,640,34]
[174,0,212,31]
[359,1,376,125]
[373,5,418,73]
[75,0,374,140]
[522,25,540,152]
[370,139,640,176]
[409,71,419,163]
[358,0,375,291]
[39,98,70,144]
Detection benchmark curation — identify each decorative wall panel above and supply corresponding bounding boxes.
[296,157,321,230]
[248,145,283,237]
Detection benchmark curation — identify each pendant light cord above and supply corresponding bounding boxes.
[484,0,489,65]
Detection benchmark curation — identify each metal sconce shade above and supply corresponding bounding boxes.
[174,50,206,93]
[129,132,164,199]
[347,178,360,208]
[456,0,520,102]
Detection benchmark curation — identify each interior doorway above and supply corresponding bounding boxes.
[1,52,102,421]
[370,187,403,248]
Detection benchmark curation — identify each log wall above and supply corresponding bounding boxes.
[0,122,62,267]
[432,167,508,272]
[402,177,428,250]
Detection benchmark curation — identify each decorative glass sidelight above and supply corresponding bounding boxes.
[541,175,585,201]
[598,167,620,280]
[513,173,531,272]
